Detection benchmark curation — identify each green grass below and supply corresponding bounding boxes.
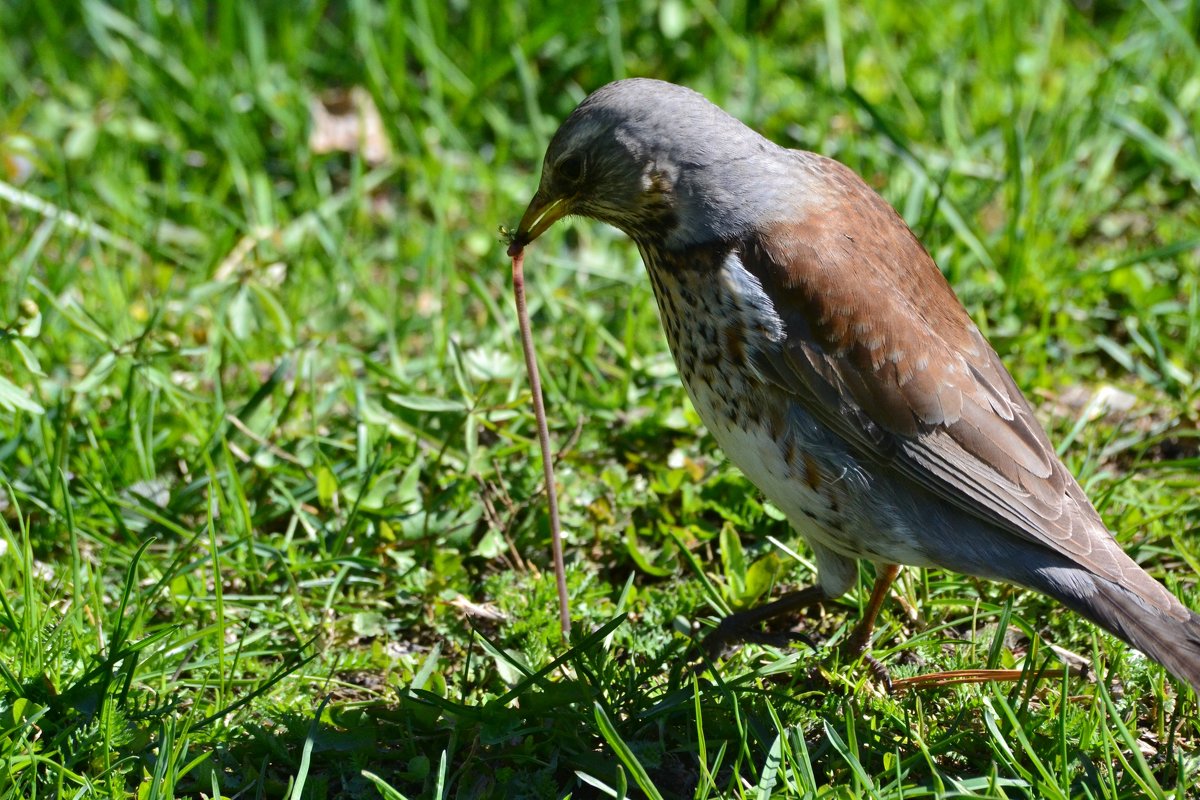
[1,0,1199,797]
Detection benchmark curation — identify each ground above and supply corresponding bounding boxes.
[1,1,1199,798]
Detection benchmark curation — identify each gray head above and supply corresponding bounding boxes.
[511,79,786,252]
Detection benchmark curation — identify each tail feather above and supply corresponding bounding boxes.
[1029,564,1200,695]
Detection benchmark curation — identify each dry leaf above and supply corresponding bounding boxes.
[309,87,391,165]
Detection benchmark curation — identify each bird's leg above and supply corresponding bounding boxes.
[844,563,900,689]
[845,564,900,655]
[703,565,901,690]
[704,584,827,659]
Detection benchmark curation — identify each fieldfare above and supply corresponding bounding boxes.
[508,78,1200,692]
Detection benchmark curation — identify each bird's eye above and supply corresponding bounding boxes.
[555,153,586,184]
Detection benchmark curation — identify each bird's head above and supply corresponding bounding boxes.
[509,78,780,255]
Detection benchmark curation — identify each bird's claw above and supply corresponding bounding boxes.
[704,625,817,661]
[860,652,894,693]
[701,616,893,692]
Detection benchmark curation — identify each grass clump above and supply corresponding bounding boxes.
[1,1,1199,797]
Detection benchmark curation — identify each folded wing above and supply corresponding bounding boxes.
[735,152,1180,615]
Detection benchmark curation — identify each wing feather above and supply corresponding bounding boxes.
[733,151,1167,600]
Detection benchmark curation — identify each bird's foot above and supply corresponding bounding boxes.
[700,585,826,661]
[702,615,892,691]
[835,564,899,692]
[704,622,817,661]
[842,621,893,692]
[858,652,894,693]
[698,574,897,692]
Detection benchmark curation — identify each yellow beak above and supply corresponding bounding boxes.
[509,193,569,254]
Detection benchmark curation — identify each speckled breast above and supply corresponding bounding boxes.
[636,242,926,571]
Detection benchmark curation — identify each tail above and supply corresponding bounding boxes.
[1028,564,1200,695]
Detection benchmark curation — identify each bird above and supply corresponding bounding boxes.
[507,77,1200,693]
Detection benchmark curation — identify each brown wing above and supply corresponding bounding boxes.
[738,152,1168,601]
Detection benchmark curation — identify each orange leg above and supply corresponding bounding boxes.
[846,563,900,657]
